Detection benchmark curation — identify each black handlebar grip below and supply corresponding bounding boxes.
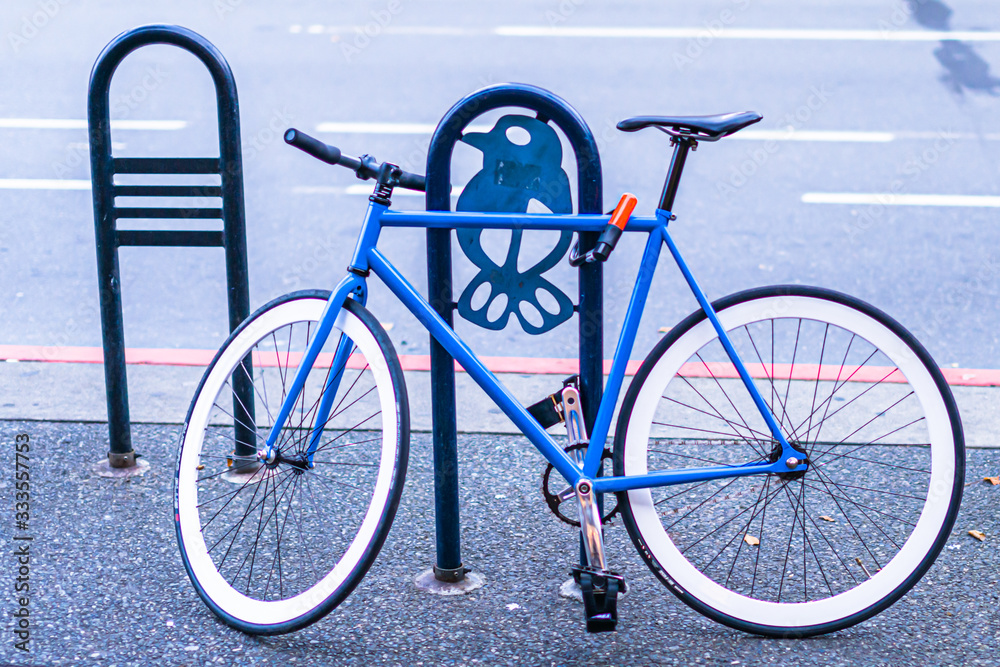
[285,127,426,191]
[284,128,343,166]
[397,171,426,192]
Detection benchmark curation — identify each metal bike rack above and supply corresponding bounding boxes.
[424,83,604,582]
[89,25,253,468]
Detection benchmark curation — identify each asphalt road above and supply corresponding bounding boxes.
[2,0,1000,370]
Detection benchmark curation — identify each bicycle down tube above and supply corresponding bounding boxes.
[265,204,807,492]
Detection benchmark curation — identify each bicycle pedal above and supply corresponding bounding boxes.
[572,566,626,633]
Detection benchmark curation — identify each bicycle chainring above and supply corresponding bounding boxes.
[541,443,619,527]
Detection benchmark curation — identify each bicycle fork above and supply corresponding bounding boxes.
[563,386,626,633]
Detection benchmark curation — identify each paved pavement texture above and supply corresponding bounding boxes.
[6,362,1000,448]
[0,420,997,667]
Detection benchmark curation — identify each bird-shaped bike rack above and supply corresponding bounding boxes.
[423,83,604,586]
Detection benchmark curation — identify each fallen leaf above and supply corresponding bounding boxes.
[657,326,671,334]
[819,515,835,522]
[382,322,394,332]
[984,477,1000,485]
[744,534,760,546]
[969,530,986,542]
[196,464,205,471]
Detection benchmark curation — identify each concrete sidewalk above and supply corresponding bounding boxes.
[0,419,998,667]
[4,360,1000,447]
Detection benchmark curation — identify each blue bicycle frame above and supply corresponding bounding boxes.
[263,202,807,493]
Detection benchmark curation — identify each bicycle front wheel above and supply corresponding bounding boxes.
[175,291,409,634]
[614,286,963,637]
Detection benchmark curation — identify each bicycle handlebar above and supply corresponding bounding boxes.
[284,128,426,192]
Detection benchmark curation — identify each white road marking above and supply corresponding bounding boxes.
[314,124,1000,143]
[316,122,437,134]
[316,122,492,134]
[290,24,1000,42]
[0,119,187,130]
[802,193,1000,207]
[315,123,907,143]
[0,179,90,190]
[734,130,896,142]
[495,26,1000,41]
[292,185,461,196]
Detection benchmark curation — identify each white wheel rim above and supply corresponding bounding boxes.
[624,295,955,629]
[176,299,399,627]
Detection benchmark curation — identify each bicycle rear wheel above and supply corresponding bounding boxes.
[614,286,963,637]
[175,291,409,634]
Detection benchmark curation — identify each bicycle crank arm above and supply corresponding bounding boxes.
[576,478,606,570]
[573,477,626,632]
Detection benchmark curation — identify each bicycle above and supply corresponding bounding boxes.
[173,110,964,637]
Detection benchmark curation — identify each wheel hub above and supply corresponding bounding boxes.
[259,448,312,474]
[769,442,809,481]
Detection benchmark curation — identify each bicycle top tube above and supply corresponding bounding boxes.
[379,210,664,233]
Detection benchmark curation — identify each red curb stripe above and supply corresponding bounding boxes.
[0,344,997,386]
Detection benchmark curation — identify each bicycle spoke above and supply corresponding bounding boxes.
[662,395,774,442]
[777,319,803,441]
[741,323,796,440]
[664,476,743,533]
[801,472,891,567]
[724,477,771,588]
[776,476,806,603]
[807,333,857,451]
[295,475,324,586]
[309,412,383,456]
[684,480,783,563]
[789,354,892,446]
[804,324,830,448]
[648,446,746,468]
[263,474,301,600]
[694,352,770,457]
[811,415,925,466]
[808,448,929,475]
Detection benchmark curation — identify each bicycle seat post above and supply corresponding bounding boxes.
[658,136,696,213]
